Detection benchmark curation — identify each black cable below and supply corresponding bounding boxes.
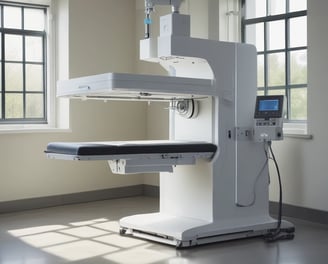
[264,142,294,242]
[264,141,282,241]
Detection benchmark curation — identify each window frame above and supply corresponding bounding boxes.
[0,0,49,125]
[241,0,307,122]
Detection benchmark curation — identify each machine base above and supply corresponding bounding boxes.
[119,213,295,248]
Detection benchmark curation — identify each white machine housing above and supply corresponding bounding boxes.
[119,12,294,247]
[49,9,294,247]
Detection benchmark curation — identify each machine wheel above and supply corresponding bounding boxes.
[119,228,127,235]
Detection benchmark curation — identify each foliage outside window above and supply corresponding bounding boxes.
[0,2,48,124]
[242,0,307,121]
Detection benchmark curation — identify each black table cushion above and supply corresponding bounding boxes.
[45,140,217,156]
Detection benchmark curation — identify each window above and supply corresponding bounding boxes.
[241,0,307,121]
[0,1,48,124]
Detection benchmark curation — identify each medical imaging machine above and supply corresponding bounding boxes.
[46,0,294,247]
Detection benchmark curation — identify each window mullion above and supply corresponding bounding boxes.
[43,33,46,118]
[264,21,268,95]
[23,36,26,119]
[285,17,290,119]
[1,6,4,119]
[22,6,26,119]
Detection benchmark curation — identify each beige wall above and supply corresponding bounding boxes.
[0,0,146,202]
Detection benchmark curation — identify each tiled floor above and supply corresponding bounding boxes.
[0,196,327,264]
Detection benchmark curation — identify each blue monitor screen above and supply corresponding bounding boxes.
[259,99,279,111]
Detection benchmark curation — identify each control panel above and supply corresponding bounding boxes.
[253,95,285,142]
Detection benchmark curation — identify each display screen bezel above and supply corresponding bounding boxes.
[254,95,284,119]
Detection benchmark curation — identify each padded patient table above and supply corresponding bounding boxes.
[45,140,217,174]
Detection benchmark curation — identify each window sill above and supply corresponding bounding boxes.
[0,125,71,134]
[283,122,313,139]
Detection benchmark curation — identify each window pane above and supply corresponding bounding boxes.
[290,16,307,48]
[4,6,22,29]
[5,63,23,91]
[0,94,2,118]
[290,88,307,120]
[257,90,265,96]
[289,0,307,12]
[268,20,285,50]
[257,55,264,87]
[24,8,45,31]
[26,36,43,62]
[245,23,264,52]
[267,89,285,96]
[26,94,44,118]
[268,53,285,86]
[26,64,43,91]
[290,50,307,85]
[5,34,23,61]
[268,0,286,16]
[5,93,23,118]
[245,0,266,19]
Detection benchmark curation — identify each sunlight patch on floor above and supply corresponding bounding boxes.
[103,244,176,264]
[43,240,119,261]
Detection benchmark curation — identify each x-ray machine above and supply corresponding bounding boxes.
[46,0,294,247]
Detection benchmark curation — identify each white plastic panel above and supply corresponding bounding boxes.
[57,72,215,101]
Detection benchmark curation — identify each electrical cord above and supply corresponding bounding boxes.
[236,142,269,207]
[264,141,294,242]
